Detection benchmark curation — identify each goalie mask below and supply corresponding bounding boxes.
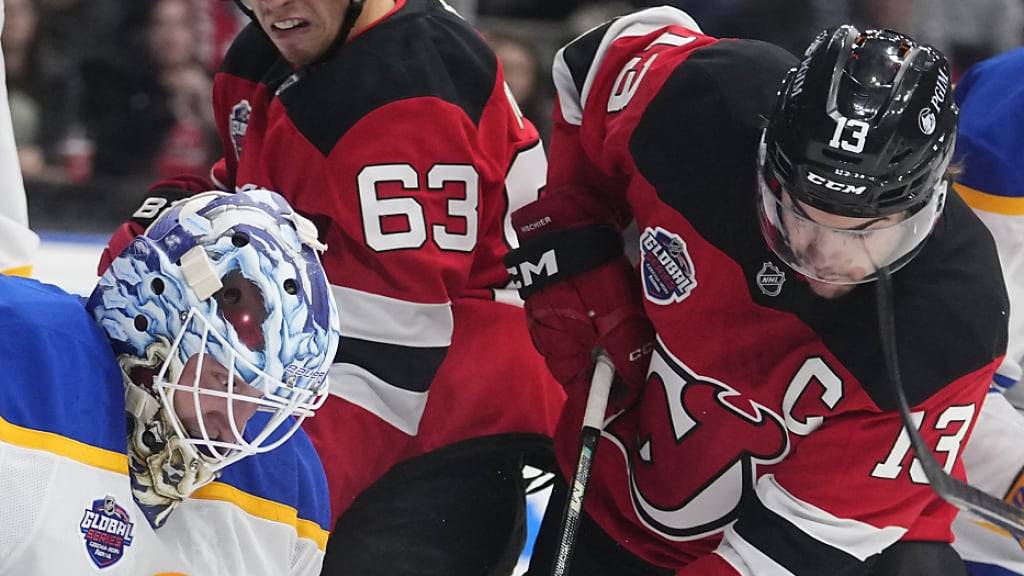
[758,26,957,286]
[87,188,339,527]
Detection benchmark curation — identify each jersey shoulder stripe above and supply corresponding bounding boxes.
[955,183,1024,216]
[0,415,127,474]
[0,276,126,454]
[552,6,703,126]
[195,476,330,548]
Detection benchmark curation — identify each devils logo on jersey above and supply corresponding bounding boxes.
[604,341,790,540]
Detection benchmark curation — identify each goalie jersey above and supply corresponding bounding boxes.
[0,275,331,575]
[547,8,1008,574]
[950,47,1024,576]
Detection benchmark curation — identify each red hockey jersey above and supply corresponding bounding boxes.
[547,8,1008,574]
[211,0,564,520]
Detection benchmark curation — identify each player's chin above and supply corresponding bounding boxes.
[806,278,857,300]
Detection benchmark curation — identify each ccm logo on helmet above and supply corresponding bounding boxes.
[806,171,867,195]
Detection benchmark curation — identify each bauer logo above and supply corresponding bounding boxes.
[756,262,786,297]
[640,227,696,305]
[230,100,252,161]
[80,496,135,569]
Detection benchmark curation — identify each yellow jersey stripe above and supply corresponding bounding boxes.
[0,415,128,474]
[192,480,330,550]
[955,183,1024,216]
[1,416,329,550]
[1,265,32,277]
[972,519,1016,540]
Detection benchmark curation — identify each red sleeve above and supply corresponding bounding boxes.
[716,360,995,574]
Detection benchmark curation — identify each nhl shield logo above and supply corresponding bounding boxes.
[640,227,696,305]
[80,496,135,569]
[230,100,252,161]
[757,262,786,297]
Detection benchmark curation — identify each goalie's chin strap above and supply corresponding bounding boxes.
[124,380,217,529]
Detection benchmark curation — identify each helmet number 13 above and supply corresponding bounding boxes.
[829,116,870,154]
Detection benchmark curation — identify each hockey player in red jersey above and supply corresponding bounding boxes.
[178,0,563,573]
[507,7,1009,576]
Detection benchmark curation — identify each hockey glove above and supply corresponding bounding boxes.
[506,188,655,412]
[97,174,215,276]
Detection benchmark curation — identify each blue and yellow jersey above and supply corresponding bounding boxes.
[953,47,1024,392]
[0,274,331,575]
[952,48,1024,576]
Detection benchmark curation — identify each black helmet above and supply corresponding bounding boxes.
[757,26,957,286]
[764,26,957,218]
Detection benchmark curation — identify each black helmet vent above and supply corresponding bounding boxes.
[889,147,916,166]
[821,148,863,165]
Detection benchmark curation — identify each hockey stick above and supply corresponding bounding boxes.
[875,265,1024,539]
[551,351,616,576]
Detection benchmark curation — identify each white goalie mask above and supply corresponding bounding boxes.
[88,189,339,518]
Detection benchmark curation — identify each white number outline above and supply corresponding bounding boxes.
[828,117,870,154]
[871,404,976,484]
[358,163,479,253]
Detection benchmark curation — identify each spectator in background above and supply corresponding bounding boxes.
[852,0,1024,78]
[197,0,246,73]
[728,0,851,56]
[3,0,72,181]
[80,0,217,183]
[486,29,553,143]
[36,0,121,64]
[477,0,582,20]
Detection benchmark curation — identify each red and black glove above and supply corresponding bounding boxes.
[97,174,216,276]
[505,187,655,412]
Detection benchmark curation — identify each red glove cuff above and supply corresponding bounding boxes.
[97,221,145,276]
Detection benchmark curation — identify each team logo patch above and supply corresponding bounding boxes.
[80,496,135,569]
[229,100,252,160]
[918,107,936,135]
[756,262,786,297]
[640,227,696,305]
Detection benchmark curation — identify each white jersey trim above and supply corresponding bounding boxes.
[756,474,907,561]
[552,6,702,126]
[327,362,428,435]
[716,524,794,576]
[330,285,453,348]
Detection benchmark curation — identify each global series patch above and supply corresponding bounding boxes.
[80,495,135,569]
[229,99,251,161]
[640,227,696,305]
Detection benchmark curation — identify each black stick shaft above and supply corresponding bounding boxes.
[551,353,615,576]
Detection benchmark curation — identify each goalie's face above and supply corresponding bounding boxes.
[248,0,350,66]
[171,354,264,450]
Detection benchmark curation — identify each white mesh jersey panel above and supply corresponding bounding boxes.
[0,441,57,567]
[0,438,326,574]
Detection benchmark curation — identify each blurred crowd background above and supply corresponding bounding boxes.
[6,0,1023,235]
